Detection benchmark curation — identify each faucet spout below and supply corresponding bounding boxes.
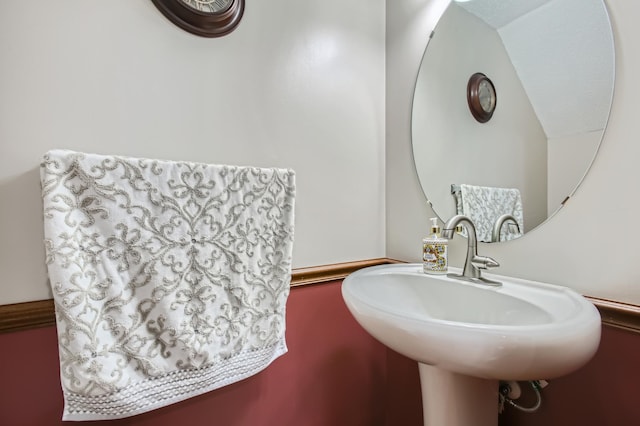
[442,215,501,286]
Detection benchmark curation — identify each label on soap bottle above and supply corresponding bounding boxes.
[423,242,447,274]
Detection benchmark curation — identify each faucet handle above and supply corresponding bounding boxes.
[472,255,500,270]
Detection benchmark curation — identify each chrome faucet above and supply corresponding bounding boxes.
[491,214,521,242]
[441,215,501,286]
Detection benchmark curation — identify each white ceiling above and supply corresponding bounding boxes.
[457,0,553,29]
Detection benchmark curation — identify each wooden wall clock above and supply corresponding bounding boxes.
[151,0,244,38]
[467,73,497,123]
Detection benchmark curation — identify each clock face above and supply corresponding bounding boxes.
[478,80,496,113]
[180,0,233,13]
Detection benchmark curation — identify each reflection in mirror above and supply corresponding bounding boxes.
[411,0,615,242]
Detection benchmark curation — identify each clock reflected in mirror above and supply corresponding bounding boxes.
[467,73,496,123]
[151,0,244,37]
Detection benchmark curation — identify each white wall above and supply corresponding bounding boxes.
[0,0,386,304]
[412,4,547,231]
[5,0,637,307]
[387,0,640,306]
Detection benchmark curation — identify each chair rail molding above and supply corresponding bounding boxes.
[0,258,638,334]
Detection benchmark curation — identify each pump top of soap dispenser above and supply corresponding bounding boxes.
[430,217,441,236]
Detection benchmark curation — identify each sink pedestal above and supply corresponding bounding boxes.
[419,363,498,426]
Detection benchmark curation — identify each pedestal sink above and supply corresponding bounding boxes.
[341,264,601,426]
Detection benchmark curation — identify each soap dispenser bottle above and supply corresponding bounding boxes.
[423,217,448,274]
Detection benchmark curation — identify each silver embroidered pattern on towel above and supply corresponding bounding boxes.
[40,150,296,420]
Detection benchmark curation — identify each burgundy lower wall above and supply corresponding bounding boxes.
[384,346,423,425]
[499,325,640,426]
[5,280,634,426]
[0,281,419,426]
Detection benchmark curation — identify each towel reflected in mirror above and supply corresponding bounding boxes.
[452,184,524,243]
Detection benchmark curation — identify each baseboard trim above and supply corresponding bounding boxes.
[586,296,640,334]
[1,258,638,334]
[290,258,400,287]
[0,299,55,333]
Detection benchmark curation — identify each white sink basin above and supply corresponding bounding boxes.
[342,263,601,381]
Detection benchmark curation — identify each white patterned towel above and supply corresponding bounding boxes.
[40,150,296,421]
[457,184,523,242]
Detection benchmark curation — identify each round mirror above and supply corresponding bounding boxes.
[411,0,615,242]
